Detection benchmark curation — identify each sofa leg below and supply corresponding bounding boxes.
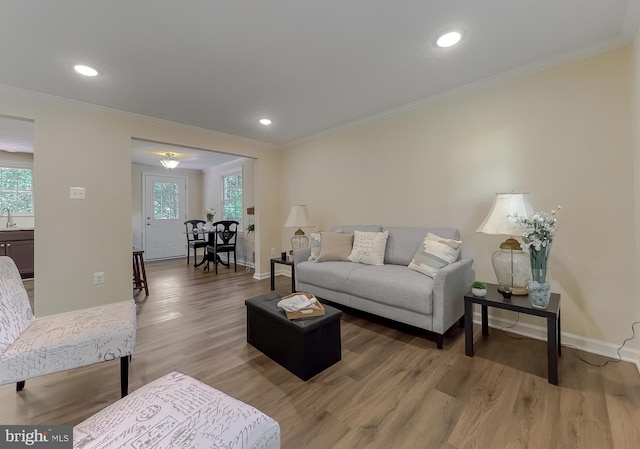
[16,381,25,391]
[120,356,129,397]
[436,334,444,349]
[459,316,465,328]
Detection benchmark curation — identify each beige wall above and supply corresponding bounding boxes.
[282,46,637,352]
[131,163,204,251]
[0,86,282,316]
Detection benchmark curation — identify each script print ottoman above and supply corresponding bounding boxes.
[73,371,280,449]
[245,291,342,381]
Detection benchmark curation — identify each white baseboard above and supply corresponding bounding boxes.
[253,268,291,281]
[475,312,640,374]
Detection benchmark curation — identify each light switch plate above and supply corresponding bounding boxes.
[70,187,86,199]
[93,272,105,284]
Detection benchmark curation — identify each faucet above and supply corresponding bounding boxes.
[1,208,16,228]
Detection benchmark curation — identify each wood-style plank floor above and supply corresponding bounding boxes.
[2,258,640,448]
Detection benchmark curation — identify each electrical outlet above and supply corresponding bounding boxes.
[93,272,105,284]
[70,187,86,199]
[271,248,276,257]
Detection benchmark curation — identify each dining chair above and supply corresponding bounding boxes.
[204,220,239,274]
[184,219,207,266]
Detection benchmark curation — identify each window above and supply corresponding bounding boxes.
[222,171,242,228]
[0,167,33,214]
[153,181,180,219]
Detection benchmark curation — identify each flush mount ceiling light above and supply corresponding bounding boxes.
[259,118,272,126]
[436,31,462,48]
[73,64,99,77]
[160,152,180,169]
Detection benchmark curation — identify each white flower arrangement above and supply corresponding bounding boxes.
[513,206,561,251]
[206,208,216,222]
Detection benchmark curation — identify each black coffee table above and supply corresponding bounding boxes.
[464,283,561,385]
[245,291,342,380]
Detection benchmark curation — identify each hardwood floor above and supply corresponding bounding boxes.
[2,258,640,448]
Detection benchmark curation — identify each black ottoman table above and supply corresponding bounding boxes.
[245,291,342,381]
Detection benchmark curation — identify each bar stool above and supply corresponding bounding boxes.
[132,248,149,296]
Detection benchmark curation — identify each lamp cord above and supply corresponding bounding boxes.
[500,316,640,367]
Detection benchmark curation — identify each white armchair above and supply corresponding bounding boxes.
[0,257,136,397]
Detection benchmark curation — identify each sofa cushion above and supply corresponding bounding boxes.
[348,231,389,266]
[408,233,462,278]
[316,232,354,262]
[344,265,434,315]
[297,260,365,292]
[383,227,461,265]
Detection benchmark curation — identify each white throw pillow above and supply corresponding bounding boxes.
[408,233,462,277]
[308,232,321,261]
[348,231,389,266]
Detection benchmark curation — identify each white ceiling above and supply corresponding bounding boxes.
[0,116,34,154]
[130,139,245,170]
[0,1,638,147]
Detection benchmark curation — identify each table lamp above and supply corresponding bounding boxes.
[284,205,313,251]
[476,192,535,295]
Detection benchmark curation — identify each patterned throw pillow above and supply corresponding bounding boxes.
[408,233,462,277]
[308,233,322,261]
[348,231,389,266]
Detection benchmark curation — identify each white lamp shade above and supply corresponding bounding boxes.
[284,205,313,229]
[476,193,535,236]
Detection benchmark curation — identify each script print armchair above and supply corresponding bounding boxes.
[0,257,136,397]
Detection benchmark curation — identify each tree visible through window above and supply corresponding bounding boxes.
[222,172,242,228]
[0,167,33,214]
[153,181,179,219]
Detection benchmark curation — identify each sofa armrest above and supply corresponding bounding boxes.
[431,258,475,334]
[293,248,311,267]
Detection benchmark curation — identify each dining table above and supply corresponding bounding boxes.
[189,227,226,269]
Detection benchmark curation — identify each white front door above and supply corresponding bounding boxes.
[143,174,187,260]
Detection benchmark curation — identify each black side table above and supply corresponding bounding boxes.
[270,258,295,292]
[464,283,561,385]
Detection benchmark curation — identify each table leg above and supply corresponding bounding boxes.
[547,316,559,385]
[194,251,207,267]
[558,308,562,357]
[270,259,276,291]
[465,300,474,357]
[481,304,489,335]
[291,264,296,293]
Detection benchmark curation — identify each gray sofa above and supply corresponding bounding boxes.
[293,225,474,348]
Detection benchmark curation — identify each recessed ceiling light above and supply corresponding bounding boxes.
[436,31,462,48]
[74,64,99,77]
[259,118,272,126]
